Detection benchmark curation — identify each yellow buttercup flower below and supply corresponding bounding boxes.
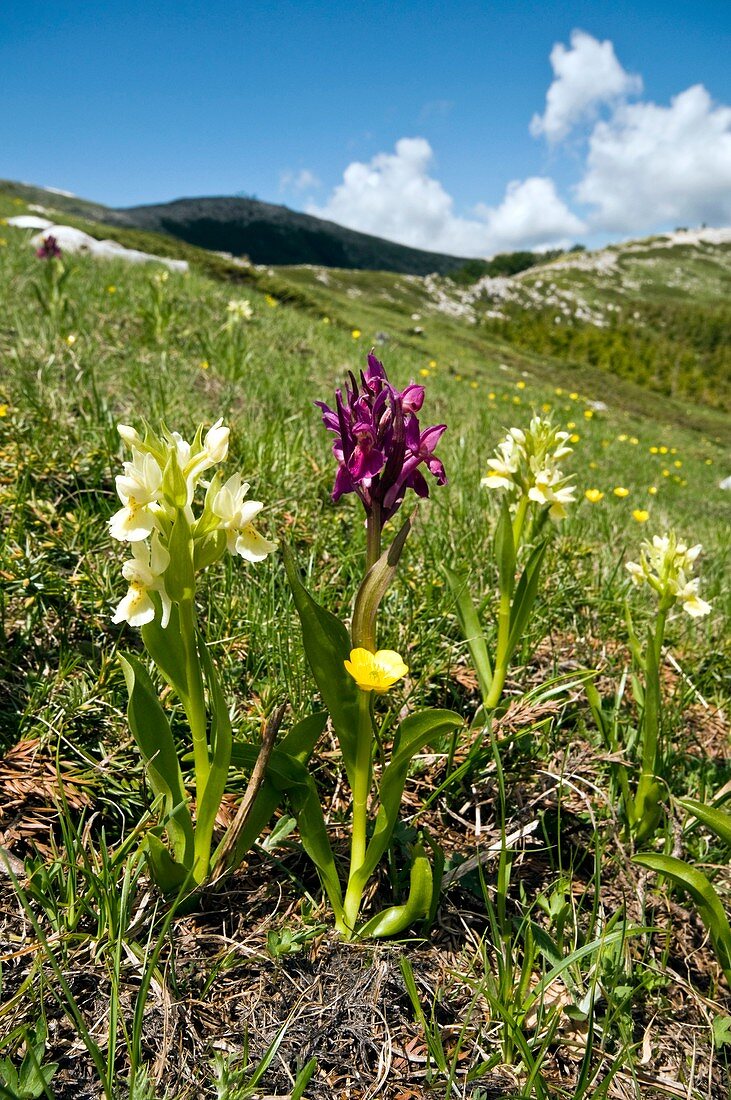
[613,486,630,498]
[569,391,579,400]
[632,509,649,523]
[419,368,430,377]
[488,392,496,400]
[0,404,8,418]
[673,460,682,468]
[344,648,408,693]
[585,488,604,503]
[570,433,580,443]
[107,285,116,294]
[265,294,279,308]
[429,359,437,368]
[648,486,658,495]
[584,409,594,419]
[659,445,668,454]
[351,328,361,339]
[649,446,659,454]
[516,380,526,390]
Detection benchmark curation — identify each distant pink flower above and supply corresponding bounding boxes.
[36,235,62,260]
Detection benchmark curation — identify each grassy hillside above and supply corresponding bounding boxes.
[0,186,729,1099]
[0,178,474,275]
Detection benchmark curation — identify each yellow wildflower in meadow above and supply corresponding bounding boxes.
[632,509,649,523]
[344,648,408,693]
[351,328,361,339]
[265,294,278,308]
[648,486,658,495]
[585,488,604,503]
[613,486,629,498]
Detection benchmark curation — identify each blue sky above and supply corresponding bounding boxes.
[2,1,730,256]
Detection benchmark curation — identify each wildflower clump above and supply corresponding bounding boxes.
[282,352,459,940]
[109,419,277,891]
[626,533,711,618]
[481,415,575,521]
[110,419,275,627]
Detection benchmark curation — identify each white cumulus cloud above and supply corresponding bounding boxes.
[530,29,642,143]
[577,84,731,232]
[475,177,586,252]
[308,138,585,257]
[280,168,321,193]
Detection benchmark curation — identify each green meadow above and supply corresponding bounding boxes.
[0,188,729,1099]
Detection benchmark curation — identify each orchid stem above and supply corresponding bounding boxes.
[342,690,374,935]
[366,505,382,573]
[179,596,210,798]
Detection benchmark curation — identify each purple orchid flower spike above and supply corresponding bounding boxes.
[315,353,447,557]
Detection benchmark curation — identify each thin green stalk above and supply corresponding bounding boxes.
[342,690,375,934]
[365,504,382,571]
[484,583,512,710]
[178,596,210,796]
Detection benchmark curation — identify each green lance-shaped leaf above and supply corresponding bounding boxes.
[144,833,189,892]
[193,641,233,882]
[215,712,327,866]
[506,538,548,659]
[443,565,493,701]
[165,509,196,603]
[119,653,194,870]
[282,541,360,789]
[142,601,189,703]
[353,709,463,893]
[356,841,434,939]
[634,852,731,986]
[494,498,517,599]
[288,767,344,920]
[633,777,663,844]
[680,798,731,847]
[352,515,411,652]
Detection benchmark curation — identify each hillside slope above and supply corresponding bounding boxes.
[2,178,730,419]
[0,179,471,275]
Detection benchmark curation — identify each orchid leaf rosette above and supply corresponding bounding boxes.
[110,418,290,892]
[283,353,460,940]
[446,415,576,715]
